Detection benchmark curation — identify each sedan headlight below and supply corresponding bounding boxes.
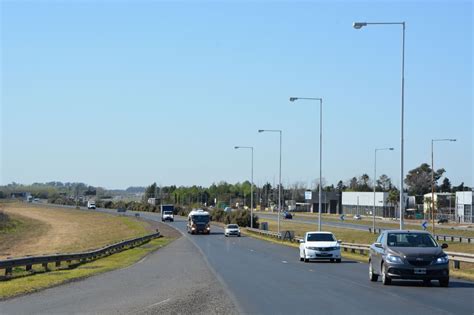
[307,247,319,250]
[386,254,404,264]
[435,255,449,264]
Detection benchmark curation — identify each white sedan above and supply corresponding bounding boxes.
[224,224,241,237]
[299,231,341,263]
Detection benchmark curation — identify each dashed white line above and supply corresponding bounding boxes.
[147,298,171,309]
[282,260,288,264]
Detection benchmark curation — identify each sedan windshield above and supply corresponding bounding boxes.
[387,233,437,248]
[227,224,239,229]
[307,233,335,242]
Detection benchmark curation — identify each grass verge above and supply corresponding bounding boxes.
[0,237,174,300]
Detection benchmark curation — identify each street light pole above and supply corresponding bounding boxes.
[258,129,282,235]
[234,146,254,229]
[353,21,406,230]
[373,147,394,234]
[289,97,323,231]
[431,139,456,234]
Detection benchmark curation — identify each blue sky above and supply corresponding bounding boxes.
[1,0,472,189]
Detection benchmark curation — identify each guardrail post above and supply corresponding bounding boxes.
[351,248,355,253]
[42,263,49,271]
[26,265,32,271]
[453,260,460,269]
[359,249,365,255]
[5,267,12,276]
[55,261,61,268]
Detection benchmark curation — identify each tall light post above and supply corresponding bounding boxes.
[373,147,394,233]
[431,139,456,233]
[234,146,254,229]
[258,129,282,235]
[353,21,406,230]
[289,97,323,231]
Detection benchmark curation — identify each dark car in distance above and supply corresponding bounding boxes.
[281,211,293,219]
[369,230,449,287]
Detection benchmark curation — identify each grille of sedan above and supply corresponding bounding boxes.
[407,258,433,267]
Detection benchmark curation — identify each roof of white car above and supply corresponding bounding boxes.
[306,231,334,234]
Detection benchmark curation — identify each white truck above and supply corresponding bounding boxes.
[87,200,96,209]
[187,209,210,234]
[161,204,175,222]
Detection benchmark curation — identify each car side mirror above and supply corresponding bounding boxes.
[299,239,305,243]
[337,240,342,244]
[374,242,383,248]
[441,243,448,249]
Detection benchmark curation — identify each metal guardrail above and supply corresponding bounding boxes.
[245,227,474,269]
[0,231,160,277]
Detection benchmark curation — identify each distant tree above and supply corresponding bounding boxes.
[349,177,358,190]
[336,180,346,192]
[377,174,393,192]
[144,183,157,200]
[404,163,445,196]
[357,174,371,192]
[387,188,400,208]
[440,178,451,192]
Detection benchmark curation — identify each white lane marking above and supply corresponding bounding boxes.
[250,249,254,252]
[282,260,288,264]
[137,257,147,264]
[147,298,171,308]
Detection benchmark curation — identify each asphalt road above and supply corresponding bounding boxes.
[2,207,474,314]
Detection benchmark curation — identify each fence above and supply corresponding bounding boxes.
[245,227,474,269]
[0,231,160,277]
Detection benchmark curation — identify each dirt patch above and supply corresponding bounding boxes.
[0,203,151,259]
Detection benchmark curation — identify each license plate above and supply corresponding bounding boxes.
[414,268,426,275]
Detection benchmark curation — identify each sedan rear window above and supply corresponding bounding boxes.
[387,233,437,248]
[307,233,335,242]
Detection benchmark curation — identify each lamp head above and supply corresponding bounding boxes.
[450,139,457,142]
[258,130,264,133]
[389,148,394,150]
[289,97,298,102]
[353,22,367,29]
[234,146,239,149]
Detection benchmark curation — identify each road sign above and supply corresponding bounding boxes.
[305,191,312,200]
[421,220,428,230]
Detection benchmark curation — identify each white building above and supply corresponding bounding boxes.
[456,191,473,223]
[342,191,410,218]
[342,192,390,217]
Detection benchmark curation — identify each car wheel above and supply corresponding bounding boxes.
[330,259,335,263]
[300,256,304,262]
[439,278,449,287]
[423,279,431,286]
[303,252,309,263]
[225,234,228,237]
[336,259,341,263]
[369,262,378,282]
[381,263,391,285]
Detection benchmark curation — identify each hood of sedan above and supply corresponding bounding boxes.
[305,241,339,248]
[387,246,443,258]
